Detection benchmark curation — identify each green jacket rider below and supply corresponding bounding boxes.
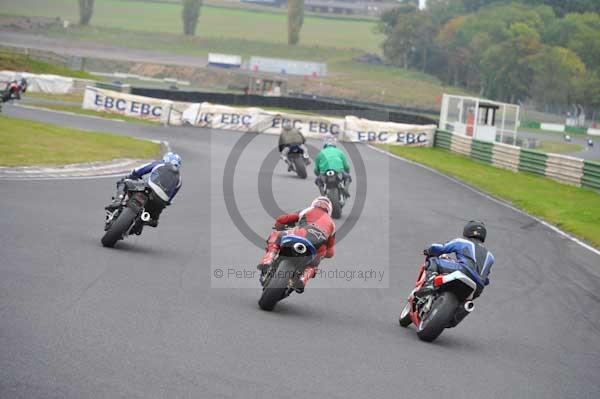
[314,142,352,197]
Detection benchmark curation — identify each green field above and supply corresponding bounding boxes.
[0,115,159,166]
[0,0,381,52]
[383,146,600,248]
[538,141,583,154]
[0,51,95,79]
[0,0,469,108]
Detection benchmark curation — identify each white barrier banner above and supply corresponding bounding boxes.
[83,86,171,123]
[0,71,73,94]
[588,128,600,136]
[84,88,435,146]
[181,102,263,131]
[260,112,345,140]
[343,116,436,146]
[540,123,566,133]
[181,103,345,141]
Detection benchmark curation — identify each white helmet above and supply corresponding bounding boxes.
[311,196,332,215]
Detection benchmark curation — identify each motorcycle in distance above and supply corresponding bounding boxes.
[101,178,156,247]
[0,79,27,113]
[399,254,478,342]
[258,227,316,311]
[284,145,309,179]
[318,170,347,219]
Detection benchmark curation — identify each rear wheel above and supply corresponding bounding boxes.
[328,188,342,219]
[293,156,307,179]
[101,207,137,247]
[399,301,412,327]
[416,291,459,342]
[258,260,297,311]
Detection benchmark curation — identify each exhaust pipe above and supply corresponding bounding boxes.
[141,211,151,222]
[464,301,475,313]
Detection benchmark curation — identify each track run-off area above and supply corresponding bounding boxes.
[1,105,599,398]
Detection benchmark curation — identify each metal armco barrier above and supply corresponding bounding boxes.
[434,130,600,190]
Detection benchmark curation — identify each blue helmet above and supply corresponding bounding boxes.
[163,152,182,169]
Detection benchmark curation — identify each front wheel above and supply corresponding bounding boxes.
[258,260,297,311]
[328,187,342,219]
[399,301,412,327]
[101,207,137,247]
[293,156,307,179]
[416,291,458,342]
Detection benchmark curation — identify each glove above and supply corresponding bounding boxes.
[423,248,431,257]
[274,223,285,231]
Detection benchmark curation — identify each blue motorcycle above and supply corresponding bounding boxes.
[258,234,316,311]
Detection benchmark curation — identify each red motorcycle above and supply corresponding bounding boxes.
[399,255,478,342]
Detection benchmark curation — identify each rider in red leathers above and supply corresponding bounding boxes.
[257,196,336,293]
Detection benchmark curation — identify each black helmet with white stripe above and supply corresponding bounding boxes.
[463,220,487,242]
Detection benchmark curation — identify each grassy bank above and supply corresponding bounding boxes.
[538,141,583,154]
[0,51,94,80]
[0,115,159,166]
[6,23,462,108]
[383,146,600,248]
[0,0,381,52]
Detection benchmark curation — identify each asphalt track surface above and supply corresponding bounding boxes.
[0,31,208,68]
[518,129,600,160]
[1,105,600,399]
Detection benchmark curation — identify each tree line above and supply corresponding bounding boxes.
[380,0,600,112]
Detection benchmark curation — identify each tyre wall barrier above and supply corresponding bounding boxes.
[582,161,600,190]
[434,130,598,190]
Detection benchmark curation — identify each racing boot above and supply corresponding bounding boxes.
[293,266,317,294]
[258,232,280,276]
[303,152,311,165]
[414,271,437,298]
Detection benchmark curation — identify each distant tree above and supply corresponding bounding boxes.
[182,0,202,36]
[435,16,471,85]
[546,12,600,71]
[78,0,95,26]
[480,23,542,102]
[526,0,600,17]
[287,0,305,45]
[379,5,437,71]
[579,72,600,111]
[530,46,586,111]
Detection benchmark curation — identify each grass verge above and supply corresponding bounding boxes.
[382,145,600,249]
[538,141,583,154]
[0,51,95,80]
[0,0,381,52]
[0,115,159,166]
[25,103,159,125]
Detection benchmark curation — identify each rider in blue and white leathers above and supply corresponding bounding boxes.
[123,152,182,227]
[418,220,494,298]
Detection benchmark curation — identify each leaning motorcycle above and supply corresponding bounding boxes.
[318,170,347,219]
[258,233,316,311]
[284,145,309,179]
[398,256,478,342]
[101,179,155,247]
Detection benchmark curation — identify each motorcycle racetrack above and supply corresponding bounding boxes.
[1,105,599,398]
